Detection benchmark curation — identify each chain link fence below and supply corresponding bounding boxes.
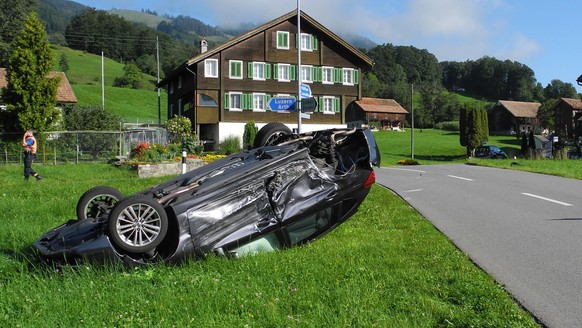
[1,128,169,165]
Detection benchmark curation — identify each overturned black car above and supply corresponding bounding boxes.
[34,124,381,265]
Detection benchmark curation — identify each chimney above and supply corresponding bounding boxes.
[200,39,208,54]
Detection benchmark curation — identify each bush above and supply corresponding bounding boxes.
[434,121,460,131]
[219,135,241,155]
[243,121,258,150]
[166,116,193,144]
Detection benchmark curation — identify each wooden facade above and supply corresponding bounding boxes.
[347,97,408,129]
[553,97,582,140]
[488,100,540,135]
[158,10,373,144]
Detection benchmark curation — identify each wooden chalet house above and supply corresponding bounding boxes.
[488,100,540,135]
[347,97,408,130]
[158,10,373,146]
[553,97,582,140]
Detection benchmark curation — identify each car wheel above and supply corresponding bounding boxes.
[76,186,124,221]
[107,196,168,253]
[253,122,292,148]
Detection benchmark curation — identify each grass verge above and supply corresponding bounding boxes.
[0,164,538,326]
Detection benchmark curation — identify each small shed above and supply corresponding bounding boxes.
[347,97,408,130]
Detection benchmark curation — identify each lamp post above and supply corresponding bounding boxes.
[411,83,415,159]
[297,0,302,133]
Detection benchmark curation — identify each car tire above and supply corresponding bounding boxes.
[253,122,292,148]
[107,196,168,253]
[76,186,124,221]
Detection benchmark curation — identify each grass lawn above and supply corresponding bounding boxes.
[0,163,538,327]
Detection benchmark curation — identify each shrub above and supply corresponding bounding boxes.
[166,116,192,144]
[243,121,258,149]
[434,121,460,131]
[219,135,241,155]
[397,159,419,165]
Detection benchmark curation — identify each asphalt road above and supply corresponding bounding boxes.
[374,164,582,328]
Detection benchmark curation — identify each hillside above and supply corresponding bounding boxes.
[51,46,167,123]
[107,9,172,29]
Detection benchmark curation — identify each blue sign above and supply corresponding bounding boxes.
[269,97,296,111]
[300,84,311,99]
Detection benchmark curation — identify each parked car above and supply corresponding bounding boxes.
[33,124,381,265]
[474,145,508,159]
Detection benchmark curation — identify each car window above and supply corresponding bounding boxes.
[229,232,281,257]
[287,207,332,246]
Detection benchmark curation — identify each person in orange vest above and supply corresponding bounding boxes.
[22,129,42,181]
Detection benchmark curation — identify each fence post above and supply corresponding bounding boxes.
[182,151,187,174]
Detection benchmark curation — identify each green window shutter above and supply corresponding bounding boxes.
[224,93,230,109]
[312,35,318,50]
[296,34,299,49]
[334,98,341,113]
[265,94,271,110]
[265,63,271,79]
[353,70,359,84]
[247,62,253,79]
[290,65,296,80]
[315,67,322,82]
[333,68,341,83]
[273,64,278,79]
[244,94,251,110]
[318,97,323,112]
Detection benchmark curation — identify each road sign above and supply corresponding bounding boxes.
[300,112,311,119]
[268,97,296,111]
[300,97,318,112]
[300,84,311,99]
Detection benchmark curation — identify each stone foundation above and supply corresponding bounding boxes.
[136,160,205,178]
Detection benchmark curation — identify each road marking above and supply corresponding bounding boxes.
[447,175,473,181]
[404,189,423,193]
[521,193,573,206]
[382,167,426,173]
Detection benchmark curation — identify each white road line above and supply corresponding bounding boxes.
[404,189,423,193]
[447,175,474,181]
[521,193,573,206]
[382,167,426,173]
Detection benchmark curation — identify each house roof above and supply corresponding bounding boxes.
[0,68,77,104]
[354,97,408,114]
[559,97,582,110]
[159,10,374,87]
[495,100,540,118]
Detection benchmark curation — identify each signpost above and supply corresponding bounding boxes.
[300,97,317,112]
[268,97,296,111]
[300,84,311,99]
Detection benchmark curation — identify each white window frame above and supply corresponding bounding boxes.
[322,66,334,84]
[301,65,313,83]
[323,96,335,114]
[252,93,266,112]
[204,59,218,78]
[343,68,354,85]
[277,63,290,82]
[276,31,290,50]
[229,92,243,111]
[229,60,243,79]
[253,62,266,80]
[300,33,313,51]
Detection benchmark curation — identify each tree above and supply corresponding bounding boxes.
[63,105,121,159]
[2,12,60,134]
[58,53,69,73]
[543,80,577,99]
[243,121,258,150]
[537,98,559,131]
[0,0,37,67]
[459,105,488,156]
[113,63,143,89]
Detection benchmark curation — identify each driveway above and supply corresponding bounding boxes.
[375,164,582,328]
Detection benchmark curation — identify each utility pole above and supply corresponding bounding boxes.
[296,0,302,133]
[411,83,415,159]
[156,36,161,126]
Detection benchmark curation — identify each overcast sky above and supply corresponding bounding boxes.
[73,0,582,92]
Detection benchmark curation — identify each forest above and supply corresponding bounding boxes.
[1,0,580,129]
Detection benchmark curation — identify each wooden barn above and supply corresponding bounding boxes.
[488,100,540,135]
[553,97,582,140]
[347,97,408,130]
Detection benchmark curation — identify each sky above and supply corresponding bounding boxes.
[72,0,582,92]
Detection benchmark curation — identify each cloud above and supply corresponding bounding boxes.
[498,33,542,62]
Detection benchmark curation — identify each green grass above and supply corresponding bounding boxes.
[51,46,167,123]
[0,164,538,327]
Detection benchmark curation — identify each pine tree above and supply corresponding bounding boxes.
[3,12,60,134]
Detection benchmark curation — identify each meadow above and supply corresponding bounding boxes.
[0,136,541,326]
